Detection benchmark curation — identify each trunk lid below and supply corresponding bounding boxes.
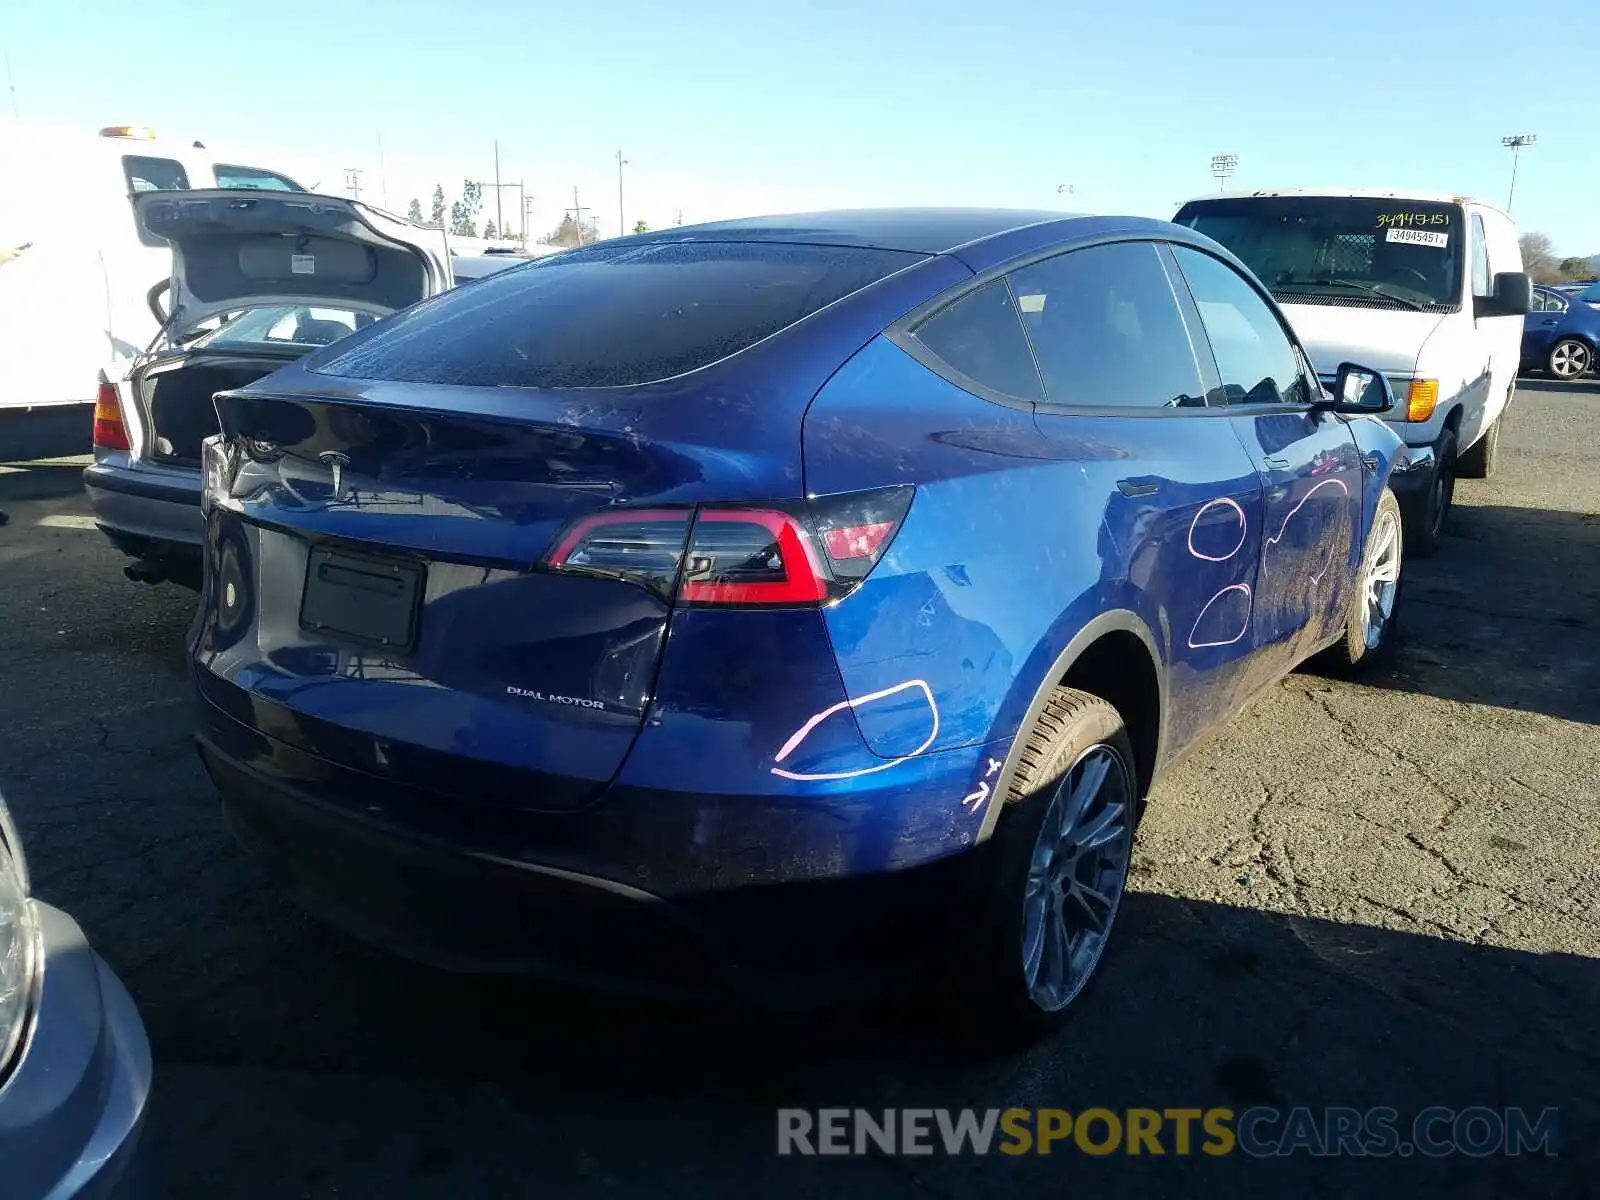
[199,378,803,805]
[134,189,452,339]
[129,190,451,464]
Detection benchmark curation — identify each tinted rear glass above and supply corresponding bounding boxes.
[309,240,922,389]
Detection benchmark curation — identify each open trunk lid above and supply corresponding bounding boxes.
[129,190,451,463]
[135,189,452,339]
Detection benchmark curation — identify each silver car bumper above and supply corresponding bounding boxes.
[0,903,154,1199]
[83,461,202,552]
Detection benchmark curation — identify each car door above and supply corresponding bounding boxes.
[1011,240,1267,756]
[1167,243,1365,685]
[1522,288,1561,366]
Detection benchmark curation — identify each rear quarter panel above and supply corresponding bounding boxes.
[802,338,1146,763]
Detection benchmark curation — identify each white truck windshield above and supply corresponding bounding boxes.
[1174,196,1465,311]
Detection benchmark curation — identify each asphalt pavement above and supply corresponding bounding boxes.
[1,380,1596,1198]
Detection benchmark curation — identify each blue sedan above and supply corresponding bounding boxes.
[1523,285,1600,380]
[188,210,1406,1036]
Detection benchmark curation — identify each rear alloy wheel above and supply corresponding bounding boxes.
[1548,338,1593,381]
[1407,427,1455,558]
[955,688,1137,1041]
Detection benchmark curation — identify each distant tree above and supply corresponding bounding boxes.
[1519,232,1564,283]
[429,185,447,228]
[406,198,424,224]
[539,214,596,248]
[632,219,649,235]
[449,180,484,238]
[1558,256,1591,280]
[482,219,498,240]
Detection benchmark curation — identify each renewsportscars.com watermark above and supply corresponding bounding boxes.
[777,1107,1560,1158]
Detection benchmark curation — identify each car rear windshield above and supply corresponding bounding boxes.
[308,240,922,389]
[1174,196,1464,310]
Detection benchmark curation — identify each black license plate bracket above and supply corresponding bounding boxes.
[299,546,424,650]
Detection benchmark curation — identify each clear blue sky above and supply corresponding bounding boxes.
[5,0,1593,254]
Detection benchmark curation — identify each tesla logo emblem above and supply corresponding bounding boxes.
[318,451,351,501]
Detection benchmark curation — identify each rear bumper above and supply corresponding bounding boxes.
[0,904,154,1200]
[195,695,971,1006]
[82,462,202,553]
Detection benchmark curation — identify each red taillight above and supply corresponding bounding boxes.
[677,510,829,606]
[93,382,130,451]
[542,487,913,607]
[821,521,896,563]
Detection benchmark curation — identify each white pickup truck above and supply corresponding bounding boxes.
[1174,189,1531,555]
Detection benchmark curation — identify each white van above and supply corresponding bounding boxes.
[0,122,305,457]
[1173,189,1531,554]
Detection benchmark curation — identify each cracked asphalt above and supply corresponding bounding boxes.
[1,378,1596,1198]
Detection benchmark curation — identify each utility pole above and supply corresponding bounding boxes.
[1209,153,1238,192]
[523,186,536,248]
[1501,134,1536,212]
[376,132,389,210]
[343,168,364,202]
[566,187,593,245]
[616,149,628,237]
[493,139,503,233]
[4,51,18,121]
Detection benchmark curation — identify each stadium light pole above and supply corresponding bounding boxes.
[1210,154,1238,192]
[1501,134,1535,212]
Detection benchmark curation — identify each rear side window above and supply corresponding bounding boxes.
[1008,242,1206,408]
[310,241,921,389]
[122,155,190,194]
[124,156,192,248]
[908,279,1043,402]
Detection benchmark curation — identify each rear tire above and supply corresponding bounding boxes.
[1320,487,1404,675]
[1547,338,1593,381]
[951,688,1137,1046]
[1407,427,1455,557]
[1457,411,1500,480]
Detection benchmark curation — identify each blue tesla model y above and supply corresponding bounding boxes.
[189,209,1407,1035]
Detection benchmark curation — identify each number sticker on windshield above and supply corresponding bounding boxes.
[1377,212,1450,227]
[1385,227,1448,249]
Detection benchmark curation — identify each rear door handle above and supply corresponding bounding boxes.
[1262,456,1291,470]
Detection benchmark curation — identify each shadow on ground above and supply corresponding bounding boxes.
[0,406,94,464]
[1518,377,1599,398]
[131,886,1597,1198]
[1372,503,1600,725]
[0,460,88,504]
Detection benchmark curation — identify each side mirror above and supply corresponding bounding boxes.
[1314,362,1395,416]
[1475,271,1532,318]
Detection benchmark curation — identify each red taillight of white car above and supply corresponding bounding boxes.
[92,381,130,452]
[543,487,914,607]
